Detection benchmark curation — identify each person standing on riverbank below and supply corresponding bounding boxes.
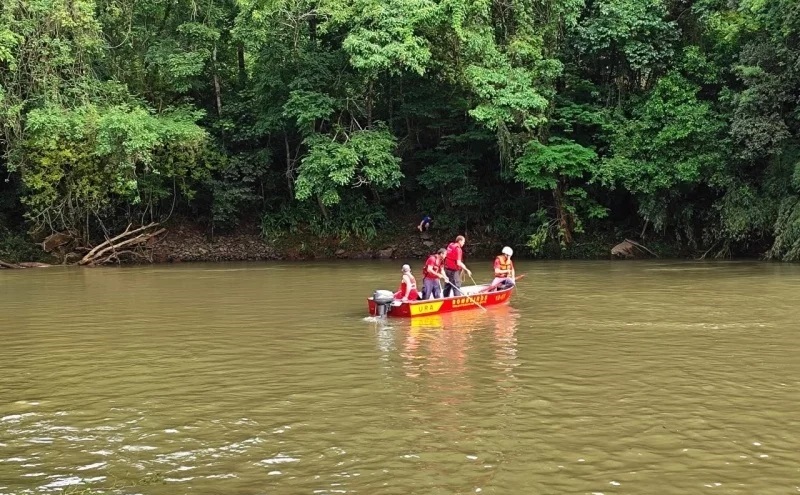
[421,248,448,299]
[443,235,471,297]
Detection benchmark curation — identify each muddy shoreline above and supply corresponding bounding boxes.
[150,223,511,263]
[2,219,658,267]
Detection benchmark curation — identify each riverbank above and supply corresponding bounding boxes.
[150,220,524,263]
[1,219,510,265]
[2,218,680,266]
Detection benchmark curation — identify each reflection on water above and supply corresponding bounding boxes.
[2,260,800,494]
[398,307,521,414]
[398,306,519,379]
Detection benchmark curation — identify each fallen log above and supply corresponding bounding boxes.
[80,223,156,262]
[1,260,52,269]
[611,238,659,259]
[78,223,166,266]
[18,262,52,268]
[95,249,151,265]
[626,238,659,258]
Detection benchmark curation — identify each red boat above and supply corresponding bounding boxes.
[367,284,514,318]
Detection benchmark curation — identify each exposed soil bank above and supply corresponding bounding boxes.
[150,221,518,263]
[3,218,667,266]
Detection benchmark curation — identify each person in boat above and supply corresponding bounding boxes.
[417,214,432,232]
[443,235,472,298]
[491,246,516,291]
[394,264,420,303]
[421,248,449,300]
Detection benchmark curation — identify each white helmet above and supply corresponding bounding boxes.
[502,246,513,256]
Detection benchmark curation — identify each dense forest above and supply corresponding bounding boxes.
[1,0,799,260]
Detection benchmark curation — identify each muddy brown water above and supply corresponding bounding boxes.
[1,260,800,494]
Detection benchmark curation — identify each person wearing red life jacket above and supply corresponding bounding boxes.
[394,264,420,302]
[421,248,449,299]
[491,246,516,291]
[442,235,472,298]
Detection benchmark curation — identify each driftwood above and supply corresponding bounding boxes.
[0,260,51,269]
[78,223,166,266]
[611,238,659,259]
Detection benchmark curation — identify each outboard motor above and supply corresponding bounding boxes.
[372,289,395,317]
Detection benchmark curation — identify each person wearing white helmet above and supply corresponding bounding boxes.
[393,264,420,303]
[491,246,516,290]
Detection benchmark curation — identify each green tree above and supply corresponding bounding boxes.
[601,72,728,244]
[20,104,207,236]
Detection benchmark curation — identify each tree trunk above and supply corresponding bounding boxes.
[366,80,373,129]
[316,195,329,219]
[212,44,223,116]
[308,12,317,42]
[285,134,294,199]
[236,42,246,87]
[553,182,573,246]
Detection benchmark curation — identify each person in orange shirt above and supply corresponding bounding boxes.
[394,264,420,302]
[491,246,516,290]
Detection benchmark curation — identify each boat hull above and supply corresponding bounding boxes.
[367,285,513,317]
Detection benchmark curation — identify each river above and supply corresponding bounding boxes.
[1,260,799,494]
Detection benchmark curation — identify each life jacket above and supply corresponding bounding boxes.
[496,255,513,274]
[400,275,417,293]
[397,275,419,300]
[423,254,441,279]
[444,242,461,271]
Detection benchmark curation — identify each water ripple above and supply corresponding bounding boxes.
[1,261,800,494]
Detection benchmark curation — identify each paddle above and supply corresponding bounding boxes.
[446,279,487,312]
[478,273,526,293]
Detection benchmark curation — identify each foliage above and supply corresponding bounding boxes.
[515,138,606,249]
[769,197,800,261]
[577,0,678,85]
[600,72,728,235]
[515,139,597,191]
[19,104,206,234]
[335,0,437,76]
[3,0,800,260]
[764,148,800,260]
[294,127,402,206]
[262,196,388,241]
[0,228,44,262]
[200,149,275,231]
[0,0,104,166]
